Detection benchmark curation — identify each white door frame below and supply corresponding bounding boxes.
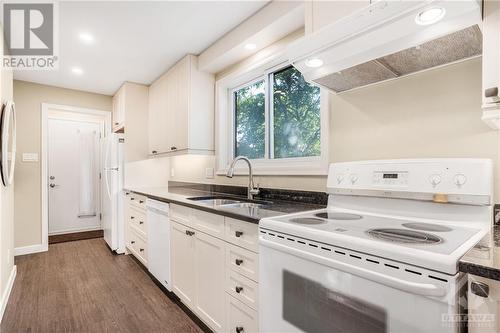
[40,103,111,252]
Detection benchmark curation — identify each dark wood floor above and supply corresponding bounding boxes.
[1,238,203,333]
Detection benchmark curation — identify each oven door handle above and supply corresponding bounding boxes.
[260,238,447,297]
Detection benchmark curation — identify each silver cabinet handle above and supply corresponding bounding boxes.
[471,281,489,298]
[485,87,499,98]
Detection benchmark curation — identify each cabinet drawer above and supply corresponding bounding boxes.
[129,193,147,210]
[225,270,258,310]
[128,229,148,266]
[226,294,258,333]
[170,204,192,227]
[226,243,258,282]
[225,218,259,253]
[129,206,147,237]
[191,209,224,239]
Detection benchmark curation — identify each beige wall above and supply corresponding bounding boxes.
[13,80,112,248]
[170,57,500,197]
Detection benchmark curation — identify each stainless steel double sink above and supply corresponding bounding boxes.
[187,196,271,209]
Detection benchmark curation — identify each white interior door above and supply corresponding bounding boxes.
[48,118,102,235]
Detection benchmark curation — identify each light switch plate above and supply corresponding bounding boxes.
[205,167,214,179]
[22,153,38,162]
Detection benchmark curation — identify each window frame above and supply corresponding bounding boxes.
[216,57,329,176]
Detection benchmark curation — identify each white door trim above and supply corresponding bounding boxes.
[0,265,16,322]
[38,103,111,254]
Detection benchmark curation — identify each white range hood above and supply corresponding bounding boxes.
[288,0,482,93]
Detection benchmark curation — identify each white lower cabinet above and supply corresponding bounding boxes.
[171,221,196,309]
[226,294,259,333]
[468,274,500,333]
[170,207,259,332]
[194,231,226,332]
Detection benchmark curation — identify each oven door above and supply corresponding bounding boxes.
[259,237,461,333]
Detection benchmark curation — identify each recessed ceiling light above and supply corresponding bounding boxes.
[244,43,256,50]
[305,58,323,68]
[79,32,94,44]
[415,7,445,26]
[71,67,83,75]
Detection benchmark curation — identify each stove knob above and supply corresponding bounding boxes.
[429,174,441,187]
[336,174,344,184]
[350,174,358,184]
[453,174,467,187]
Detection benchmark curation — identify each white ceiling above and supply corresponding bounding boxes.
[13,1,269,95]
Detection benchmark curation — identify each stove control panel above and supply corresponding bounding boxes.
[327,159,492,204]
[372,171,408,186]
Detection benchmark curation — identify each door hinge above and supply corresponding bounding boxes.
[99,213,102,220]
[99,172,101,180]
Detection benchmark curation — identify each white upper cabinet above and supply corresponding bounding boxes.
[112,87,125,131]
[483,0,500,109]
[148,54,215,156]
[112,82,149,162]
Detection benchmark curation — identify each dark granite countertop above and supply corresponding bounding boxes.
[459,225,500,280]
[124,183,327,224]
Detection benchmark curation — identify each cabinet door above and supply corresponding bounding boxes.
[482,0,500,106]
[194,230,226,332]
[166,69,177,152]
[112,88,125,131]
[172,57,189,151]
[148,76,170,155]
[171,221,196,309]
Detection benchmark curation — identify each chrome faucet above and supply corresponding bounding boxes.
[226,156,260,200]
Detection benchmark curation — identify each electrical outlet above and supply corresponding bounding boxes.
[170,168,175,178]
[494,204,500,224]
[205,167,214,179]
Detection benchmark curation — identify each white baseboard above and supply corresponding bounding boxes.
[0,265,16,322]
[14,243,48,256]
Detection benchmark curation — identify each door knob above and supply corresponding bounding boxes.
[49,176,55,180]
[49,183,57,188]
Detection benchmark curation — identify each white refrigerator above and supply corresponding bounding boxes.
[101,133,125,254]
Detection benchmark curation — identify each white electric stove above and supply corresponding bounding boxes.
[259,159,493,333]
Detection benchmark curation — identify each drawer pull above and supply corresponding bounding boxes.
[236,327,244,333]
[235,231,244,238]
[131,241,135,244]
[139,221,144,225]
[471,281,489,298]
[130,216,135,219]
[152,150,158,154]
[171,146,177,150]
[139,248,144,252]
[139,200,144,204]
[185,230,195,236]
[235,259,243,266]
[235,286,243,293]
[125,192,130,196]
[130,198,135,201]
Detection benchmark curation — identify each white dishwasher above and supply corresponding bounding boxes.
[146,199,171,291]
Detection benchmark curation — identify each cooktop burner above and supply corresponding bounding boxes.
[367,228,443,245]
[402,223,452,232]
[315,212,363,220]
[289,218,326,225]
